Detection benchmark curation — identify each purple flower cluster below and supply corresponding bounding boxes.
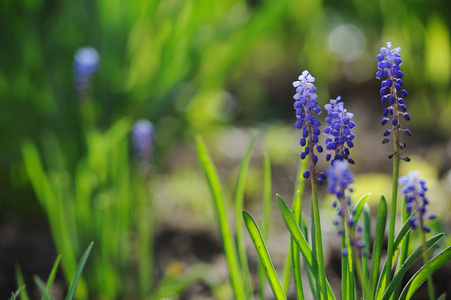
[326,161,364,252]
[324,97,356,165]
[293,70,325,183]
[74,47,100,99]
[326,161,353,199]
[132,119,155,172]
[399,171,436,232]
[376,42,411,157]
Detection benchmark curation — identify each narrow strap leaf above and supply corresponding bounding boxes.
[234,131,257,298]
[399,246,451,300]
[381,233,443,300]
[195,135,246,300]
[369,196,387,299]
[243,211,286,300]
[33,276,55,300]
[352,193,371,225]
[277,195,336,300]
[65,242,94,300]
[43,255,61,300]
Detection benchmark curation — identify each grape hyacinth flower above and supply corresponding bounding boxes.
[323,96,356,165]
[132,119,155,174]
[293,70,326,184]
[74,46,100,99]
[326,161,364,253]
[376,42,410,161]
[399,171,436,232]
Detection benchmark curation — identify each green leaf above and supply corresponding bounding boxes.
[375,208,416,299]
[65,242,94,300]
[370,196,387,299]
[243,211,286,300]
[291,192,304,300]
[195,135,246,300]
[276,195,336,300]
[381,233,443,300]
[437,293,447,300]
[234,131,257,299]
[43,255,61,300]
[352,193,371,225]
[399,246,451,300]
[9,286,24,300]
[33,276,55,300]
[15,265,30,300]
[259,153,272,300]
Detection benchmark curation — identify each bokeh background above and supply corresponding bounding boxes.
[1,0,451,299]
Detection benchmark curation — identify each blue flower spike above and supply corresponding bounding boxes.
[399,171,435,232]
[132,119,155,174]
[326,161,364,254]
[376,42,411,162]
[293,70,325,183]
[324,96,356,165]
[74,46,100,99]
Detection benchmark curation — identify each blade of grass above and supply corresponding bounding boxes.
[282,158,307,293]
[398,246,451,300]
[259,152,272,300]
[301,214,318,298]
[243,211,286,300]
[195,135,246,300]
[351,193,371,225]
[33,276,55,300]
[381,233,444,300]
[362,203,371,284]
[15,265,30,300]
[65,241,94,300]
[393,197,411,300]
[277,194,336,300]
[291,192,305,300]
[234,130,257,299]
[43,255,62,300]
[369,196,387,300]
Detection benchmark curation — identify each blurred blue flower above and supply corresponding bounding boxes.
[326,161,354,199]
[293,70,325,183]
[376,42,411,152]
[74,46,100,98]
[132,119,155,171]
[399,171,435,232]
[324,96,356,165]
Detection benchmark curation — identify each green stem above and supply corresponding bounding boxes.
[385,81,400,290]
[419,219,436,300]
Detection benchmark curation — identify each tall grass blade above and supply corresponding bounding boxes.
[380,233,443,300]
[195,135,246,300]
[234,131,257,298]
[276,194,336,300]
[398,246,451,300]
[65,242,94,300]
[243,211,286,300]
[43,255,62,300]
[291,192,305,300]
[259,153,272,300]
[15,265,30,300]
[351,193,371,225]
[33,276,55,300]
[369,196,387,299]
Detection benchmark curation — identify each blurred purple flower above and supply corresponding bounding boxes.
[399,171,435,232]
[74,46,100,99]
[132,119,155,171]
